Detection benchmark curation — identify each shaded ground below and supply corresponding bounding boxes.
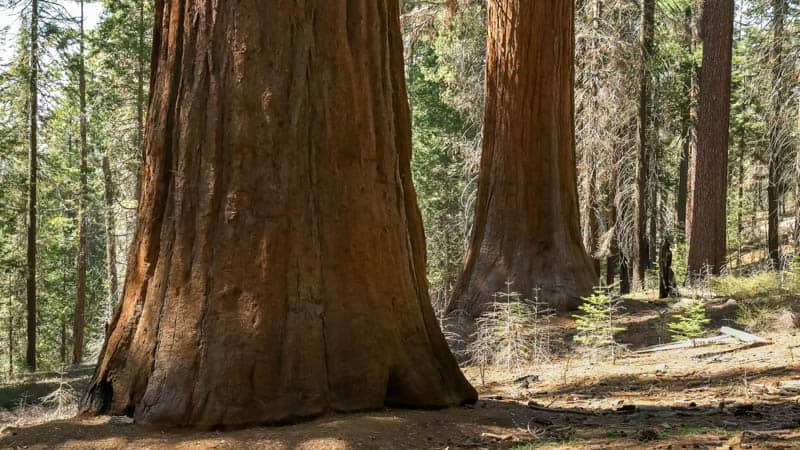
[0,366,93,410]
[1,299,799,449]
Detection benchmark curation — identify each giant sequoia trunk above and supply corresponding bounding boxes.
[451,0,595,314]
[81,0,475,428]
[687,0,734,277]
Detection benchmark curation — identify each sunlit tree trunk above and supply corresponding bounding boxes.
[81,0,475,428]
[687,0,734,277]
[450,0,595,314]
[25,0,39,372]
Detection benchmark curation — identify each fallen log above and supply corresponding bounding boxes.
[719,326,770,344]
[635,335,735,353]
[635,327,770,354]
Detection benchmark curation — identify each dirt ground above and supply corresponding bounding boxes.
[2,297,799,449]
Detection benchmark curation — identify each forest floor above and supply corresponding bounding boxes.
[1,293,799,449]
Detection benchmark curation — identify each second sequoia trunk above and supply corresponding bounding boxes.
[452,0,596,314]
[81,0,475,428]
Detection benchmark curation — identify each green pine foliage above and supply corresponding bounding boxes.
[405,5,484,313]
[0,0,152,374]
[573,290,627,360]
[668,300,711,341]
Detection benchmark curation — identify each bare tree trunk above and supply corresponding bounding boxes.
[649,120,660,266]
[633,0,655,290]
[677,120,690,238]
[60,321,67,365]
[606,167,619,288]
[767,0,786,269]
[620,259,631,295]
[687,0,734,277]
[796,94,800,253]
[685,7,699,243]
[73,0,88,365]
[737,135,745,269]
[133,0,146,202]
[25,0,39,373]
[7,298,13,377]
[102,155,119,314]
[676,7,693,240]
[81,0,475,428]
[451,0,595,314]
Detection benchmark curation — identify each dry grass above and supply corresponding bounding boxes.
[0,400,77,434]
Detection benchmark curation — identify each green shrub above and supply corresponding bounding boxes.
[573,290,626,361]
[668,300,710,341]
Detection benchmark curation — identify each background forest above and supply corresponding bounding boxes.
[0,0,798,375]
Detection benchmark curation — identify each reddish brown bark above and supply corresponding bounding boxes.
[81,0,475,428]
[451,0,595,314]
[687,0,734,277]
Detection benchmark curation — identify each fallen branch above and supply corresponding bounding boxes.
[696,342,769,360]
[526,401,596,416]
[480,432,513,441]
[743,429,797,439]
